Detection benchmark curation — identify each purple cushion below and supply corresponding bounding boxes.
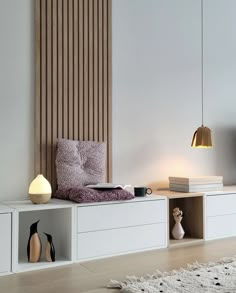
[56,139,106,189]
[53,187,135,203]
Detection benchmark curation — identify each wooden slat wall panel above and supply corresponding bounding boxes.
[41,0,47,177]
[83,0,89,141]
[35,0,112,190]
[108,0,112,181]
[35,0,41,175]
[88,0,94,141]
[63,0,68,139]
[73,0,79,140]
[98,0,103,142]
[93,0,98,142]
[46,0,52,185]
[52,0,58,189]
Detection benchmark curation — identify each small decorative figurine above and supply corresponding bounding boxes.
[172,207,185,240]
[44,233,56,262]
[27,220,42,262]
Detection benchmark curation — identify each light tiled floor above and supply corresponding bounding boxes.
[1,237,236,293]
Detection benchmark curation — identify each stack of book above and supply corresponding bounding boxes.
[169,176,223,192]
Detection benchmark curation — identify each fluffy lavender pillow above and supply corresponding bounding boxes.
[56,139,106,190]
[53,187,135,203]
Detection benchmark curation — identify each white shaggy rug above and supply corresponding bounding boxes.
[108,256,236,292]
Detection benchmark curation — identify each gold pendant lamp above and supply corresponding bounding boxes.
[191,0,212,148]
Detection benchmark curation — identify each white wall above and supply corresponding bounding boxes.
[0,0,34,200]
[0,0,236,201]
[112,0,236,189]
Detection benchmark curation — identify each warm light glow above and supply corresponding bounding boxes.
[29,174,52,195]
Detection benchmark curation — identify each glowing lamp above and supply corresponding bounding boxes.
[29,174,52,204]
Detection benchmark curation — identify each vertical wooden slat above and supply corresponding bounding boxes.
[73,0,79,140]
[41,0,47,177]
[98,0,103,142]
[35,0,41,175]
[52,0,58,190]
[79,0,84,140]
[68,0,74,138]
[103,0,108,178]
[83,0,89,140]
[93,0,98,141]
[58,0,63,139]
[63,0,68,138]
[108,0,112,181]
[89,0,94,140]
[46,0,52,183]
[35,0,112,188]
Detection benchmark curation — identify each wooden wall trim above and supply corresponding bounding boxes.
[35,0,112,190]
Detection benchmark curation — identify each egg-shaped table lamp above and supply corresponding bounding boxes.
[28,174,52,204]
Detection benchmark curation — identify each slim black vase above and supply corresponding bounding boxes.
[27,220,42,262]
[44,233,56,262]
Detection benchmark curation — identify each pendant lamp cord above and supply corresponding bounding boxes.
[201,0,204,126]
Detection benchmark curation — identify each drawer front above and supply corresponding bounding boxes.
[77,200,166,232]
[77,223,167,260]
[206,194,236,217]
[206,214,236,240]
[0,214,11,273]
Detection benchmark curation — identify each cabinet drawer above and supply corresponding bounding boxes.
[206,214,236,240]
[206,194,236,217]
[0,214,11,273]
[77,223,166,260]
[77,200,166,233]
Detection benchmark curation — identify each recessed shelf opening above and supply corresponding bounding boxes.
[169,196,204,246]
[17,208,73,272]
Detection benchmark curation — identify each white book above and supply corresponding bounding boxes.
[169,176,223,185]
[86,183,131,190]
[169,183,223,189]
[170,184,223,193]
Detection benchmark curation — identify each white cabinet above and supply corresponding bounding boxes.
[0,210,11,275]
[206,192,236,240]
[77,223,166,260]
[206,214,236,239]
[4,199,75,273]
[77,200,166,232]
[76,197,167,261]
[206,193,236,216]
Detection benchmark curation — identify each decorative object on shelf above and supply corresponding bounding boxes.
[169,176,223,192]
[172,207,185,240]
[134,187,152,197]
[191,0,212,148]
[44,233,56,262]
[27,220,42,262]
[28,174,52,204]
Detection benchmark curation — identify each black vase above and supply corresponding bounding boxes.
[44,232,56,262]
[27,220,42,262]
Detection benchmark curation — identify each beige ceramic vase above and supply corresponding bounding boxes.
[172,207,185,240]
[172,220,185,240]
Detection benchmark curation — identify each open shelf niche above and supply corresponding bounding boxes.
[168,196,204,247]
[16,206,73,272]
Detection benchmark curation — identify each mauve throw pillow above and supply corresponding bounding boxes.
[56,139,106,189]
[53,187,135,203]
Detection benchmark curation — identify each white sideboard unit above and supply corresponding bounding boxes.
[2,186,236,275]
[76,196,168,261]
[0,204,12,276]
